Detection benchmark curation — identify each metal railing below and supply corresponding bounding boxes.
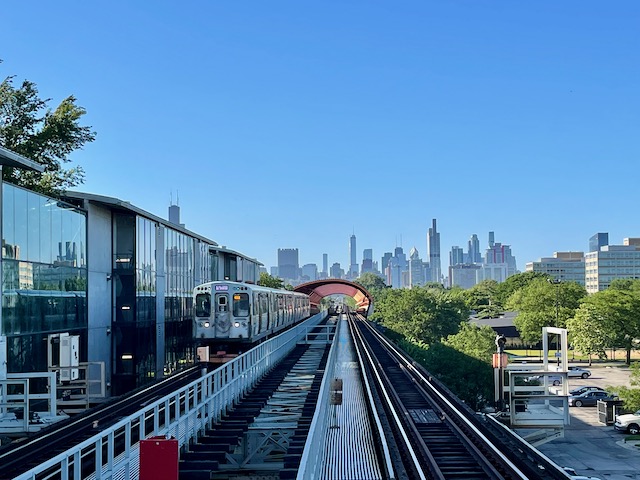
[13,311,326,480]
[1,372,60,434]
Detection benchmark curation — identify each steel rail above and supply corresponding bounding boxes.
[348,313,428,480]
[356,314,531,479]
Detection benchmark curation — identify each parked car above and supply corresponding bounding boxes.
[527,374,563,386]
[567,366,592,379]
[568,390,616,407]
[614,410,640,434]
[569,386,605,396]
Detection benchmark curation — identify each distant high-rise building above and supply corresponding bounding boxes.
[277,248,299,281]
[526,252,585,285]
[381,252,393,275]
[349,234,358,278]
[585,238,640,293]
[478,234,517,283]
[589,233,609,253]
[450,246,464,266]
[322,253,328,276]
[329,262,344,279]
[361,248,374,274]
[468,234,481,263]
[301,263,318,282]
[387,247,408,288]
[449,264,481,289]
[427,219,441,283]
[408,247,425,287]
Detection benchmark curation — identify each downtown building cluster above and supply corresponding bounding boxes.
[272,224,640,294]
[271,219,518,289]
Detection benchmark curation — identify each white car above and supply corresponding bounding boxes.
[567,366,592,379]
[614,410,640,434]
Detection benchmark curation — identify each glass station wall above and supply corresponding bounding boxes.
[2,183,88,373]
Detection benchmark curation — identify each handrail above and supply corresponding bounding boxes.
[13,312,326,480]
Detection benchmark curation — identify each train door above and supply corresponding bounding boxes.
[277,295,284,329]
[259,293,268,334]
[214,293,230,337]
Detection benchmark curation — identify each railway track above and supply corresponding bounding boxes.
[349,313,571,480]
[0,366,203,480]
[180,321,332,480]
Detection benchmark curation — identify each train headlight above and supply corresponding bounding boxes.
[204,322,210,328]
[234,322,241,328]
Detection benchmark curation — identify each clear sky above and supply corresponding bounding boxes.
[2,2,639,273]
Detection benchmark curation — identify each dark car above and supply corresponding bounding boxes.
[568,390,616,407]
[569,386,605,396]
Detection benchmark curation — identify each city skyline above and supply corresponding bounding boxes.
[266,227,617,278]
[1,2,638,278]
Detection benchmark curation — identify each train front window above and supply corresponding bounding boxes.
[195,293,211,317]
[233,293,250,317]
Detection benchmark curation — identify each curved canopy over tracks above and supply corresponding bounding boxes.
[294,279,374,316]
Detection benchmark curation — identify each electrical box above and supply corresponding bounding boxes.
[139,436,178,480]
[59,333,80,382]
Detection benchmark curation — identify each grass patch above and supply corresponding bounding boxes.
[625,434,640,442]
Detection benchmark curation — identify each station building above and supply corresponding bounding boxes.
[0,147,261,397]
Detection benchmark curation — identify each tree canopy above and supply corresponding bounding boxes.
[354,272,387,298]
[371,286,469,344]
[507,278,586,345]
[0,72,95,195]
[257,272,285,289]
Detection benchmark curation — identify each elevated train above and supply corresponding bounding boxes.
[193,281,310,359]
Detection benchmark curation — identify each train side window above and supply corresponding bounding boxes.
[233,293,250,317]
[195,293,211,317]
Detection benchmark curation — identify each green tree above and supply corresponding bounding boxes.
[443,322,498,363]
[372,287,468,344]
[354,272,387,298]
[608,362,640,412]
[0,73,95,195]
[581,288,640,365]
[507,278,586,345]
[494,271,550,306]
[258,272,285,289]
[566,303,609,365]
[464,280,501,318]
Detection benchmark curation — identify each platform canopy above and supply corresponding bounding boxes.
[294,279,374,316]
[0,146,44,172]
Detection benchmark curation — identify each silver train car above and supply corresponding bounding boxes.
[193,281,310,353]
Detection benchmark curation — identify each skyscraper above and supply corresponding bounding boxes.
[427,219,441,283]
[349,234,358,278]
[408,247,425,287]
[277,248,299,281]
[322,253,328,277]
[468,234,481,263]
[450,246,464,266]
[589,233,609,253]
[361,248,373,274]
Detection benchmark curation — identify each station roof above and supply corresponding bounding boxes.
[0,146,45,172]
[294,279,373,314]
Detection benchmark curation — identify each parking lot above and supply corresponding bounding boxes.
[532,364,640,479]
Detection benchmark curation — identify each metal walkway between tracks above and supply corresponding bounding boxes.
[313,314,383,480]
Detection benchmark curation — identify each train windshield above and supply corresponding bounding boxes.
[233,293,250,317]
[195,293,211,317]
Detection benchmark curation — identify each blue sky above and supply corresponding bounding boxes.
[2,2,639,273]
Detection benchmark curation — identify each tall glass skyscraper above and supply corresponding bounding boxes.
[427,219,441,283]
[349,234,358,278]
